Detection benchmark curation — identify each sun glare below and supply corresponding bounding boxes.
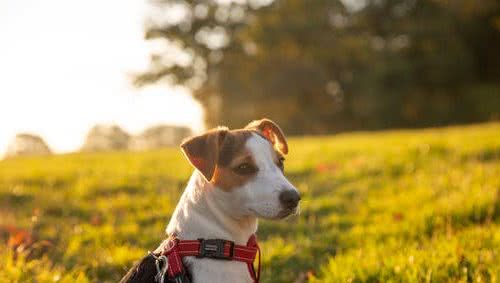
[0,0,203,154]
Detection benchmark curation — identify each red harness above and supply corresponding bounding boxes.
[156,234,261,283]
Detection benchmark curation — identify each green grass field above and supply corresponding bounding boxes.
[1,123,499,283]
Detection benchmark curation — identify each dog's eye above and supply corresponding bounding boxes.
[234,163,257,175]
[277,157,285,171]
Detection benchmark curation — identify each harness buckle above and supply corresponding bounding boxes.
[197,239,234,260]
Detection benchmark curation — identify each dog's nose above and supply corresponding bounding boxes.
[279,190,301,209]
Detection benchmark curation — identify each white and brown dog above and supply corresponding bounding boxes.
[121,119,300,283]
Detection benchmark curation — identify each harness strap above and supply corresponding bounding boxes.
[159,234,260,283]
[246,234,261,282]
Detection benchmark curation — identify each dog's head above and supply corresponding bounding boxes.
[180,118,300,220]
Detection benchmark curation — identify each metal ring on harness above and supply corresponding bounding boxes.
[149,251,168,283]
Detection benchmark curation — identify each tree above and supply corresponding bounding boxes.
[137,0,500,133]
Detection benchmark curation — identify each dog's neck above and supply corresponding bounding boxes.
[166,171,258,245]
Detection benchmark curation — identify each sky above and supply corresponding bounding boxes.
[0,0,204,154]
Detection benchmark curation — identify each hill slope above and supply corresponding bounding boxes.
[1,123,499,282]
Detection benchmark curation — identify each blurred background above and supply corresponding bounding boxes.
[1,1,500,282]
[136,0,500,135]
[1,0,499,157]
[0,0,203,157]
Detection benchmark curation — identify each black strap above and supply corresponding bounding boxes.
[120,253,192,283]
[120,254,158,283]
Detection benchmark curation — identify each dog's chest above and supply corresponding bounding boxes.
[185,257,253,283]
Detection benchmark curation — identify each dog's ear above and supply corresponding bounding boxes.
[180,127,228,181]
[245,118,288,155]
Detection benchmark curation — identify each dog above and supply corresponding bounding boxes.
[120,118,300,283]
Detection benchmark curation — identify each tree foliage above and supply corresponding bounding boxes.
[137,0,500,133]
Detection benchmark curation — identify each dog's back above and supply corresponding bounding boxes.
[119,255,157,283]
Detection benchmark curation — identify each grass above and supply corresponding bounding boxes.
[0,122,499,283]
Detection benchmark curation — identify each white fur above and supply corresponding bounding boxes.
[165,134,299,283]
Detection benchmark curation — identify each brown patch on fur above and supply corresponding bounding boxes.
[217,130,254,166]
[211,164,256,192]
[212,130,258,191]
